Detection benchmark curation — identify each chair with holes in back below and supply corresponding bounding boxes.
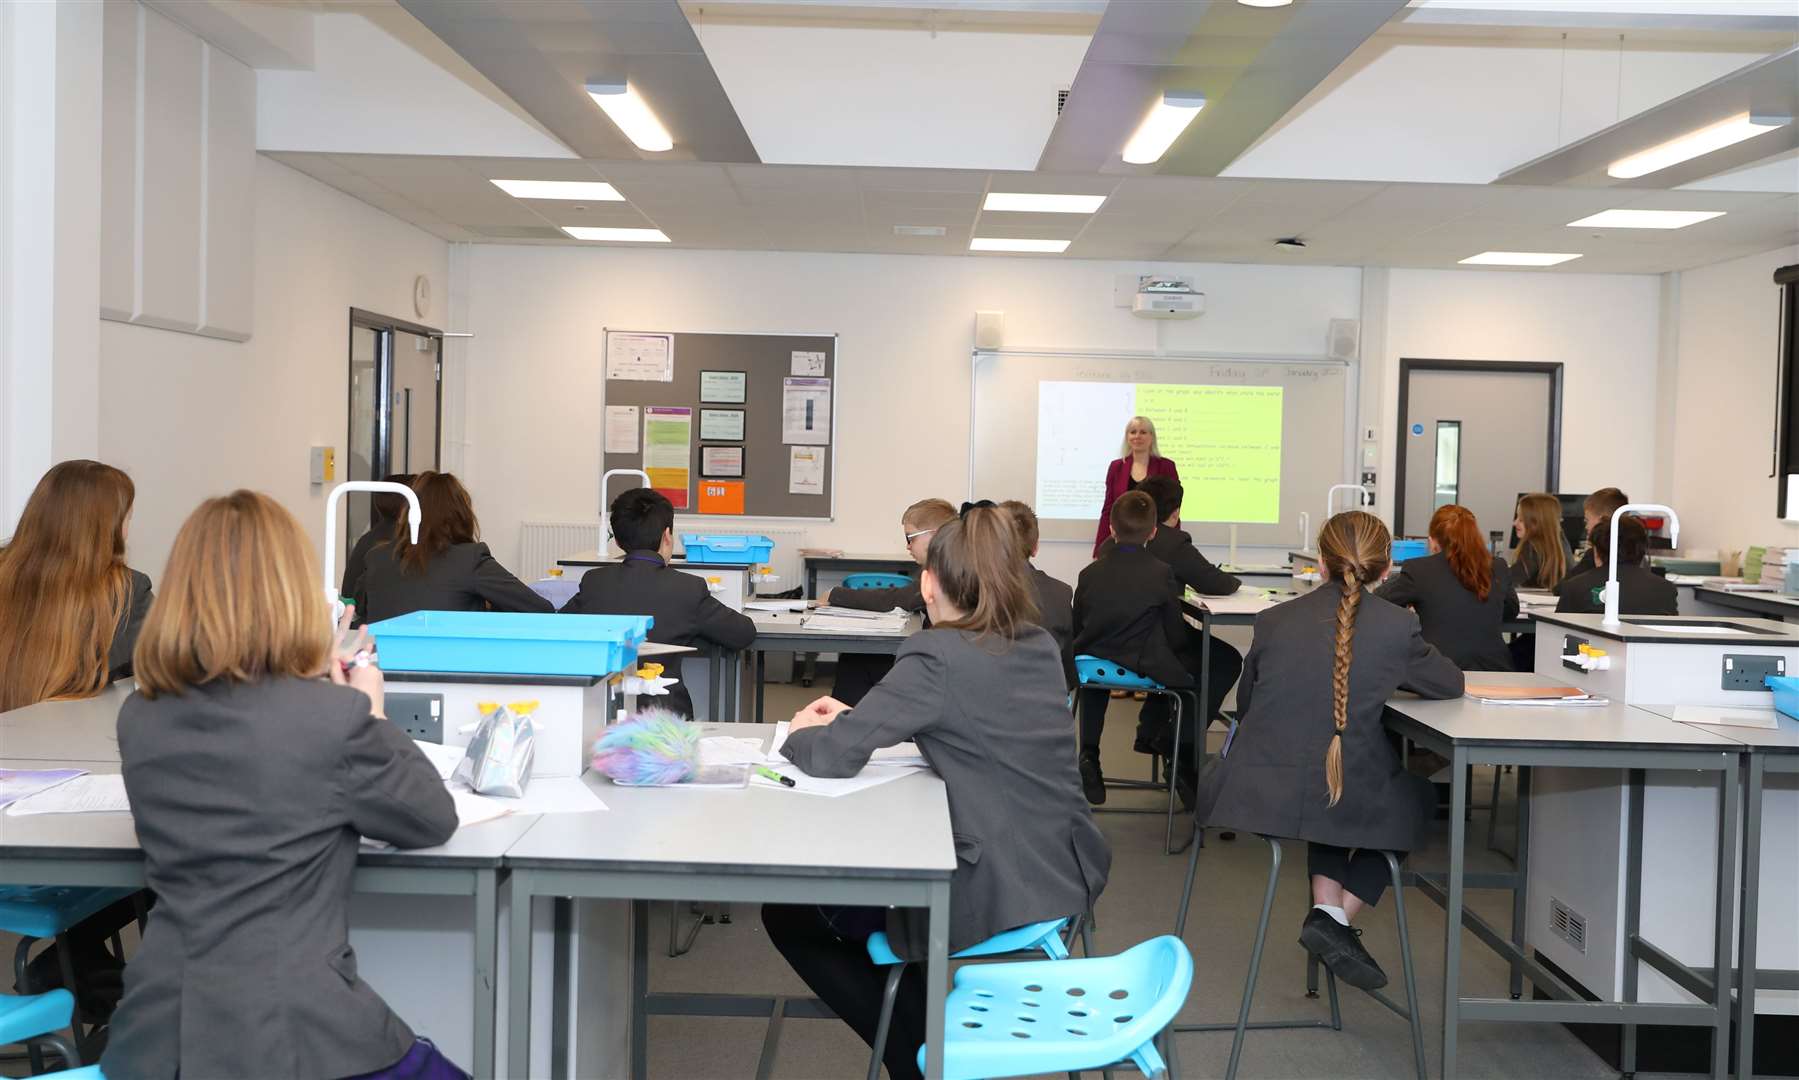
[0,988,83,1075]
[1,886,142,1062]
[1073,656,1199,855]
[865,917,1087,1080]
[40,1066,104,1079]
[842,572,914,592]
[1169,835,1426,1080]
[922,934,1192,1080]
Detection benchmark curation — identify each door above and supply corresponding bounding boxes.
[346,311,442,553]
[1396,361,1561,541]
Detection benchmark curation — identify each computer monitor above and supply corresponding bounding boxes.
[1507,493,1589,552]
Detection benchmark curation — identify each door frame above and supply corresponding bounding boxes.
[346,309,444,546]
[1392,358,1563,535]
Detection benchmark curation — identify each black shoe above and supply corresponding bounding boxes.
[1219,831,1237,841]
[1172,764,1196,813]
[1133,721,1172,756]
[1298,909,1388,991]
[1079,753,1106,805]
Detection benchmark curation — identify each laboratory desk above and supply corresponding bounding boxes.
[746,611,922,723]
[801,551,917,600]
[1689,585,1799,623]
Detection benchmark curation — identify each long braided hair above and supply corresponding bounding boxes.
[1318,510,1393,807]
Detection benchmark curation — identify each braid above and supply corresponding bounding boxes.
[1325,572,1362,806]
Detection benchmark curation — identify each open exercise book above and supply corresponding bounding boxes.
[1465,684,1609,707]
[802,606,910,634]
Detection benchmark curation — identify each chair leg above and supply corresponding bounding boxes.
[1173,788,1204,938]
[13,935,35,993]
[1226,838,1283,1080]
[1162,692,1183,855]
[1385,852,1428,1080]
[867,963,905,1080]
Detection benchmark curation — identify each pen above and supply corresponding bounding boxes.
[753,764,797,788]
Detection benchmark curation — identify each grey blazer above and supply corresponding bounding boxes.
[782,628,1110,959]
[352,541,552,624]
[103,677,457,1080]
[107,569,154,682]
[1193,586,1464,853]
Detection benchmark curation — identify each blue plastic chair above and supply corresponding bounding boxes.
[0,885,139,1062]
[0,988,81,1072]
[865,918,1076,1080]
[921,935,1193,1079]
[842,572,914,591]
[1074,656,1197,855]
[41,1067,103,1079]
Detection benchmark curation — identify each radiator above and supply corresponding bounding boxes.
[518,520,810,591]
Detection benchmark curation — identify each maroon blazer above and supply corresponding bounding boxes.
[1093,455,1179,555]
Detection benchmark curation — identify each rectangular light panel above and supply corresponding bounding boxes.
[1458,251,1584,266]
[970,238,1071,253]
[491,179,624,201]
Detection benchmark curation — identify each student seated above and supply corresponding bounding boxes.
[1375,504,1518,671]
[104,491,463,1080]
[1194,511,1463,991]
[763,504,1109,1080]
[1094,476,1242,597]
[353,471,551,623]
[341,472,415,598]
[1507,492,1573,671]
[999,499,1075,690]
[1568,487,1629,578]
[560,488,756,720]
[824,497,957,705]
[1556,515,1679,616]
[1074,491,1240,808]
[0,460,155,1022]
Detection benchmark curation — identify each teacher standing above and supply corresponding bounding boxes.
[1093,416,1179,555]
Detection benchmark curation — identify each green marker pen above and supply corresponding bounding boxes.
[754,764,797,788]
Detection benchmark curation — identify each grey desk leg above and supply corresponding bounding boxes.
[506,869,534,1080]
[755,649,767,724]
[633,899,650,1080]
[1711,759,1741,1080]
[709,645,723,723]
[474,868,500,1080]
[1442,745,1468,1080]
[1736,753,1764,1080]
[552,898,573,1080]
[1509,766,1532,1000]
[1623,770,1645,1078]
[923,882,951,1080]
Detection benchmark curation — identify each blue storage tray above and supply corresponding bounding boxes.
[1390,539,1430,564]
[368,611,652,677]
[1767,675,1799,721]
[679,534,775,565]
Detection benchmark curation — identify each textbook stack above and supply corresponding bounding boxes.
[803,606,910,634]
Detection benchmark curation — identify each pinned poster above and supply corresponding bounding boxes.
[791,350,827,376]
[698,480,746,515]
[789,446,825,495]
[782,377,831,445]
[604,405,640,453]
[605,332,674,382]
[643,406,693,509]
[701,445,745,478]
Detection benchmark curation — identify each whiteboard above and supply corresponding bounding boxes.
[969,349,1354,547]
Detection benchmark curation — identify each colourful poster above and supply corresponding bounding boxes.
[643,406,693,509]
[698,480,746,515]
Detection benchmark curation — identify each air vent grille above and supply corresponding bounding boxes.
[1550,898,1586,954]
[1057,87,1071,115]
[472,225,567,240]
[893,225,946,238]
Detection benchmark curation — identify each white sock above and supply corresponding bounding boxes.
[1313,904,1349,926]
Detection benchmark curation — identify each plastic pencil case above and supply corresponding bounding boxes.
[679,534,776,564]
[1390,539,1430,564]
[1766,674,1799,721]
[368,611,652,677]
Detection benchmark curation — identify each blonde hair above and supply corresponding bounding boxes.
[0,461,136,711]
[1513,493,1568,590]
[1316,510,1392,807]
[134,491,331,697]
[1118,416,1161,459]
[902,498,957,533]
[926,506,1038,642]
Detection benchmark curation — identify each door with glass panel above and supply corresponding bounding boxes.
[346,310,442,570]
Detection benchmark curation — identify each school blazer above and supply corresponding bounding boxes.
[352,541,552,624]
[1374,552,1519,671]
[1093,455,1179,555]
[1072,547,1194,689]
[559,552,758,719]
[1193,586,1464,853]
[342,514,396,597]
[782,628,1110,958]
[826,575,925,613]
[1555,564,1679,616]
[107,569,154,682]
[1097,527,1242,597]
[1510,535,1575,591]
[103,677,457,1080]
[1028,565,1077,691]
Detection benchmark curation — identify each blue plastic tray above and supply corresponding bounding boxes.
[368,611,652,677]
[1767,674,1799,721]
[1391,539,1430,563]
[679,534,775,565]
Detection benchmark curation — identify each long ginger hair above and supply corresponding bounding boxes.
[0,461,137,711]
[1317,511,1392,807]
[1429,504,1492,601]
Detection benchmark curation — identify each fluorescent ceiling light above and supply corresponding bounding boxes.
[1237,0,1293,6]
[562,226,670,243]
[983,192,1107,214]
[1566,209,1726,230]
[585,81,675,153]
[970,238,1070,253]
[1459,251,1583,266]
[1607,113,1790,180]
[1122,91,1206,165]
[491,179,623,202]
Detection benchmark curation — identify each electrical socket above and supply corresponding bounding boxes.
[1721,654,1785,692]
[388,692,444,742]
[1561,635,1590,673]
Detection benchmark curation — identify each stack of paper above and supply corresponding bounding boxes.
[798,547,845,558]
[803,606,909,634]
[758,721,931,797]
[6,773,130,815]
[0,768,88,809]
[746,599,810,613]
[1466,683,1608,707]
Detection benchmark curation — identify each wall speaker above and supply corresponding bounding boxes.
[975,310,1005,350]
[1327,318,1360,362]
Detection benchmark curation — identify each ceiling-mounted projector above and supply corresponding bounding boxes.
[1132,276,1205,319]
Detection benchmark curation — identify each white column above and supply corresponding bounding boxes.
[0,0,102,532]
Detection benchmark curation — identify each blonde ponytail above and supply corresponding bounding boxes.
[1315,510,1392,807]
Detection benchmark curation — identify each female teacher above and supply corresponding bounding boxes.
[1093,416,1179,555]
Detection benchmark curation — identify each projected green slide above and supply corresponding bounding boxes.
[1136,384,1283,524]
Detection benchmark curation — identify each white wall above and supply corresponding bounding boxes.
[99,156,448,576]
[1378,268,1666,529]
[1668,244,1799,552]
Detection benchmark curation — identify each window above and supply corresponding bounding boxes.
[1774,265,1799,517]
[1433,420,1461,510]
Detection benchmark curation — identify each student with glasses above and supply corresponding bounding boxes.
[823,498,955,705]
